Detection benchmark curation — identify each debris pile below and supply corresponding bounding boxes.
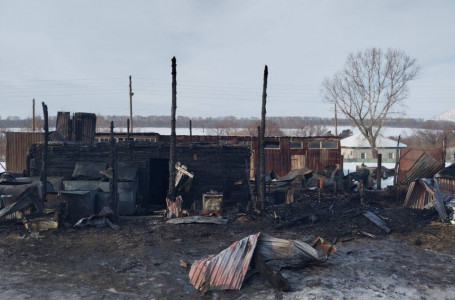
[188,232,336,292]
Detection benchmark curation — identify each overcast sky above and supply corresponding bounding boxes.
[0,0,454,120]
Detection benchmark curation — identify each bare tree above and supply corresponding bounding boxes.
[322,48,419,157]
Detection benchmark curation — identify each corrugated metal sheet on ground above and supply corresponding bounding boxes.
[403,179,450,221]
[188,233,336,292]
[400,154,443,185]
[189,233,260,291]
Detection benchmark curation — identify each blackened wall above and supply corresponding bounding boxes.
[27,141,250,208]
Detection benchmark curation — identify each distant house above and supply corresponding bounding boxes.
[341,133,406,162]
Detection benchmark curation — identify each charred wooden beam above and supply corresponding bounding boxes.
[32,98,36,132]
[189,120,192,143]
[129,75,134,132]
[109,121,119,220]
[377,153,382,190]
[258,65,268,211]
[127,118,130,141]
[40,102,48,202]
[168,57,177,202]
[56,111,71,140]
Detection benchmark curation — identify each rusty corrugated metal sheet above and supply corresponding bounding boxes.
[398,147,444,184]
[400,154,443,185]
[5,132,44,172]
[437,178,455,195]
[403,180,435,209]
[189,233,260,291]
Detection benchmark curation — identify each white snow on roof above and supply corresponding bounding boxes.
[340,133,406,148]
[428,108,455,122]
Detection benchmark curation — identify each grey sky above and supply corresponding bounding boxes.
[0,0,454,120]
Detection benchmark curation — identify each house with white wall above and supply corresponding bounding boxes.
[341,133,406,162]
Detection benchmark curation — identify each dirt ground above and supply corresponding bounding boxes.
[1,189,455,300]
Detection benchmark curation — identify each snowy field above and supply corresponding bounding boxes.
[1,126,430,138]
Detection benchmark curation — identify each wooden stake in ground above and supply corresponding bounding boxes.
[168,57,177,203]
[129,75,134,132]
[40,102,48,202]
[258,65,268,211]
[393,135,401,201]
[377,153,382,190]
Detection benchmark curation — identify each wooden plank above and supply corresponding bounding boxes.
[167,216,228,225]
[362,211,391,234]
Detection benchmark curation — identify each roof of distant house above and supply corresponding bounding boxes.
[340,133,407,148]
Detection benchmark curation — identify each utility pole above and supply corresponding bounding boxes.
[258,65,268,211]
[334,102,338,136]
[32,99,36,132]
[129,75,134,132]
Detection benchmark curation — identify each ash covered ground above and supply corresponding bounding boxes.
[0,189,454,300]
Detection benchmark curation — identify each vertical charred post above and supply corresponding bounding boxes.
[377,153,382,190]
[32,99,36,132]
[40,102,49,203]
[127,118,130,141]
[189,120,193,143]
[258,65,268,211]
[168,57,177,202]
[109,121,118,220]
[129,75,134,132]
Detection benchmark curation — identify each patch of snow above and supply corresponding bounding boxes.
[340,133,406,148]
[427,108,455,122]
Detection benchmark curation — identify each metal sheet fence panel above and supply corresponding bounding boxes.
[398,147,444,184]
[5,132,44,172]
[437,178,455,195]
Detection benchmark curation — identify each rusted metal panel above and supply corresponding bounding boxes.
[5,132,44,172]
[398,147,444,184]
[437,178,455,195]
[400,154,444,185]
[189,233,260,291]
[435,163,455,195]
[403,179,437,209]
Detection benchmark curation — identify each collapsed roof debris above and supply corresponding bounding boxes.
[188,232,336,292]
